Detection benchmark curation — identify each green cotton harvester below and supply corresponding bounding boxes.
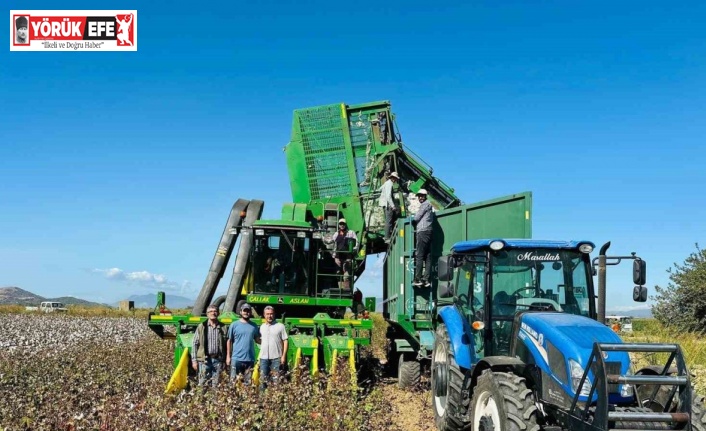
[149,100,472,391]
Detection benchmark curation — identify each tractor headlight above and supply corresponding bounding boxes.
[569,359,592,397]
[620,368,634,397]
[312,232,322,239]
[255,229,265,236]
[620,383,634,397]
[579,243,594,254]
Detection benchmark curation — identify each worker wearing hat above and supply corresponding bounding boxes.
[378,171,400,243]
[412,189,434,287]
[227,302,261,385]
[15,16,29,44]
[330,218,358,282]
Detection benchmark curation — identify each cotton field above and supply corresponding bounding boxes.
[0,313,399,431]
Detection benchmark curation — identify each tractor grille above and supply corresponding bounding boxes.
[547,341,567,385]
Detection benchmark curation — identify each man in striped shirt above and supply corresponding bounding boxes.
[191,304,228,387]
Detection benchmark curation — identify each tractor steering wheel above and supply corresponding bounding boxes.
[511,286,545,299]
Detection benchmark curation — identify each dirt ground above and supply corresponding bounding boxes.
[378,377,437,431]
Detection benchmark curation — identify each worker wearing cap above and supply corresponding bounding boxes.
[191,304,228,387]
[15,16,29,44]
[412,189,434,287]
[226,302,261,384]
[378,171,400,243]
[330,218,358,278]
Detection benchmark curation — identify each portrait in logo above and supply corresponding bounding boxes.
[15,16,29,45]
[115,13,134,46]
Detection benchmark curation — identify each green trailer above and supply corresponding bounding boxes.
[384,192,533,387]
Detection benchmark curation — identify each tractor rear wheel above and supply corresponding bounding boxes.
[470,370,539,431]
[398,353,420,389]
[432,323,469,431]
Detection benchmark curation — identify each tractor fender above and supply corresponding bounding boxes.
[437,306,473,369]
[470,356,527,389]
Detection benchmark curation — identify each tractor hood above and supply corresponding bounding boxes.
[517,312,631,404]
[520,312,622,351]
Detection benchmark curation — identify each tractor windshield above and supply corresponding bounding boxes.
[458,248,593,356]
[252,229,311,295]
[490,248,592,318]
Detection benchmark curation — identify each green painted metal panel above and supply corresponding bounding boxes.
[292,203,308,223]
[280,203,296,221]
[285,131,311,203]
[251,219,312,229]
[384,192,532,340]
[246,294,351,307]
[175,333,194,369]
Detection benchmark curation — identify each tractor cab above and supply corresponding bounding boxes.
[438,239,596,357]
[251,223,314,296]
[242,220,357,319]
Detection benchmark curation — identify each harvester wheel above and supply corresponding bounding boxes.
[398,353,420,389]
[432,323,469,431]
[470,370,539,431]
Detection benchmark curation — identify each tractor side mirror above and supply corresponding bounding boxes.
[633,259,646,285]
[438,282,455,299]
[437,256,455,282]
[633,285,648,302]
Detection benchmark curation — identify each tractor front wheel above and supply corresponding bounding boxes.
[431,323,469,431]
[470,370,539,431]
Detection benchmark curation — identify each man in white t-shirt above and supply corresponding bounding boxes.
[259,306,288,390]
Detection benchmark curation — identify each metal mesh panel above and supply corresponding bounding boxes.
[294,105,352,199]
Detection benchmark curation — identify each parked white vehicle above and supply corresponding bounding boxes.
[606,315,633,332]
[39,302,68,313]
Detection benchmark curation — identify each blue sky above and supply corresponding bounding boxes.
[2,1,705,312]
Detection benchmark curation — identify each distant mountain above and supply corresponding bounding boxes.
[126,293,195,309]
[0,286,44,306]
[606,307,653,318]
[0,286,108,307]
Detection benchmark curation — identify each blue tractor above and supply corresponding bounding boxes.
[430,239,705,431]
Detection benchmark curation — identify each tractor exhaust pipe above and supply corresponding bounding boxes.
[597,241,610,325]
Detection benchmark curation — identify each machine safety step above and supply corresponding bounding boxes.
[606,374,688,385]
[606,412,689,423]
[599,343,679,353]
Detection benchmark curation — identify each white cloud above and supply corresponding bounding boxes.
[91,267,193,294]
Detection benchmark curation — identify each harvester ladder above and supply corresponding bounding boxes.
[568,342,692,431]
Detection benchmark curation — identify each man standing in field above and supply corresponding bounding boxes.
[191,304,227,387]
[259,306,288,390]
[226,303,260,385]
